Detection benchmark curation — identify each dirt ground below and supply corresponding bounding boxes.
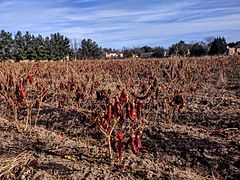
[0,57,240,180]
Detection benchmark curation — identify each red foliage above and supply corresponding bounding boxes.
[27,75,33,85]
[117,131,124,162]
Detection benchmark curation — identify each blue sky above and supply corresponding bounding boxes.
[0,0,240,49]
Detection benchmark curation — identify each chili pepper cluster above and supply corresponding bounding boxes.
[95,88,150,163]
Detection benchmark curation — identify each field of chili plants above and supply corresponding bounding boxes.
[0,56,239,179]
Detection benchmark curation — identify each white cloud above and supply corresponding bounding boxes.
[76,0,99,2]
[0,0,239,48]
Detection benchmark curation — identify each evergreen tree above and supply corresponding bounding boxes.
[35,34,46,60]
[209,37,227,55]
[13,31,25,61]
[44,36,53,60]
[79,39,103,59]
[152,46,166,58]
[50,32,70,60]
[23,32,37,60]
[190,43,206,57]
[0,30,13,60]
[140,46,153,53]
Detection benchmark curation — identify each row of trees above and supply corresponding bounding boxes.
[0,29,235,61]
[121,37,228,58]
[0,30,71,61]
[0,30,104,61]
[160,37,228,57]
[121,46,166,58]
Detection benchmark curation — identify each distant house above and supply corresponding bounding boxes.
[163,51,168,57]
[19,60,30,63]
[132,54,139,59]
[227,45,240,55]
[64,55,70,61]
[236,45,240,54]
[140,52,153,58]
[105,52,123,59]
[6,59,15,63]
[39,60,49,62]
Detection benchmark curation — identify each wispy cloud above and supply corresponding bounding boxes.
[0,0,239,48]
[76,0,99,3]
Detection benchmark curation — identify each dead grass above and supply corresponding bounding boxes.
[0,56,240,179]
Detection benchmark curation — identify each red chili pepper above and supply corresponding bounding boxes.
[128,102,137,121]
[113,99,120,116]
[7,100,11,110]
[20,89,26,101]
[107,105,112,122]
[8,75,14,87]
[60,82,64,90]
[130,79,134,88]
[117,131,124,162]
[130,106,137,120]
[137,101,143,119]
[116,101,122,116]
[15,82,26,102]
[102,119,108,128]
[130,133,139,154]
[136,132,142,149]
[119,90,127,105]
[136,131,148,153]
[27,75,33,85]
[59,132,64,137]
[117,166,125,173]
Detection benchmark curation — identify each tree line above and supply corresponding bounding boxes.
[120,37,229,58]
[168,37,228,57]
[0,29,237,61]
[0,30,104,61]
[0,30,71,61]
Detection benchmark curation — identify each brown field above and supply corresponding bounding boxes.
[0,56,240,179]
